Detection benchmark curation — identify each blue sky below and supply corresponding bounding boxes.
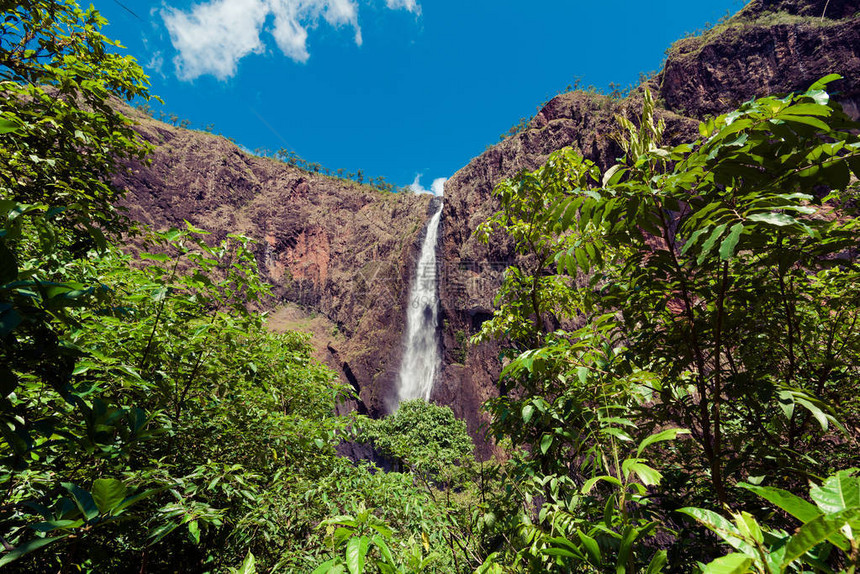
[95,0,744,192]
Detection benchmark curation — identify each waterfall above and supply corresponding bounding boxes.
[395,200,443,407]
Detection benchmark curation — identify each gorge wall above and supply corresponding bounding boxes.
[115,113,432,417]
[114,0,860,457]
[434,0,860,455]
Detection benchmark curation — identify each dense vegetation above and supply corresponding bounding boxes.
[0,2,469,572]
[472,82,860,572]
[2,1,860,573]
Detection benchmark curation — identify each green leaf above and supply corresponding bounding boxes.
[623,460,662,486]
[822,160,851,190]
[603,164,625,186]
[346,536,369,574]
[577,530,601,565]
[782,103,833,117]
[475,554,503,574]
[738,483,821,524]
[681,228,709,255]
[697,224,727,264]
[601,427,634,442]
[782,509,860,567]
[235,551,256,574]
[0,535,68,567]
[809,470,860,514]
[637,428,689,457]
[777,389,795,420]
[0,119,20,134]
[646,550,667,574]
[776,114,830,132]
[616,525,638,574]
[677,508,755,555]
[91,479,127,515]
[582,475,623,493]
[522,404,534,424]
[809,74,842,91]
[62,482,99,521]
[734,512,763,545]
[184,220,211,234]
[140,252,170,262]
[540,433,553,454]
[577,366,589,384]
[719,223,744,260]
[113,488,160,514]
[366,520,394,540]
[149,521,181,544]
[795,397,830,431]
[714,118,753,141]
[747,212,798,227]
[30,519,84,533]
[187,520,200,544]
[372,535,396,566]
[312,559,339,574]
[701,553,754,574]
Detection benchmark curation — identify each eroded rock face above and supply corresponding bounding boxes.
[436,0,860,457]
[115,111,432,417]
[114,0,860,458]
[660,8,860,119]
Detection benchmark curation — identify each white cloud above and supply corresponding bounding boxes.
[385,0,420,15]
[146,50,165,77]
[162,0,420,81]
[408,174,446,196]
[162,0,269,80]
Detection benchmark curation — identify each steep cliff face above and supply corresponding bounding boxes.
[113,0,859,457]
[115,111,432,416]
[433,96,696,454]
[660,0,860,119]
[436,0,860,454]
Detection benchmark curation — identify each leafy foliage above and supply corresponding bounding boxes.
[357,400,474,478]
[681,469,860,572]
[4,2,860,572]
[0,3,485,571]
[473,77,860,571]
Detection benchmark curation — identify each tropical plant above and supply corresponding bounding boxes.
[357,399,474,479]
[473,76,860,571]
[681,469,860,573]
[313,506,428,574]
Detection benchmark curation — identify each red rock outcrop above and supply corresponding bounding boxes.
[115,111,432,417]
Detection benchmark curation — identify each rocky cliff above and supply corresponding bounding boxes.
[435,0,860,455]
[115,111,432,417]
[661,0,860,119]
[113,0,859,458]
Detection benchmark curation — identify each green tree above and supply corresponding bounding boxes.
[1,0,153,473]
[358,400,474,479]
[0,2,349,569]
[474,77,860,571]
[0,0,153,399]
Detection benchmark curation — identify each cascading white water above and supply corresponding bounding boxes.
[395,201,443,406]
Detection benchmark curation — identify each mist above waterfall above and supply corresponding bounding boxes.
[394,200,443,408]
